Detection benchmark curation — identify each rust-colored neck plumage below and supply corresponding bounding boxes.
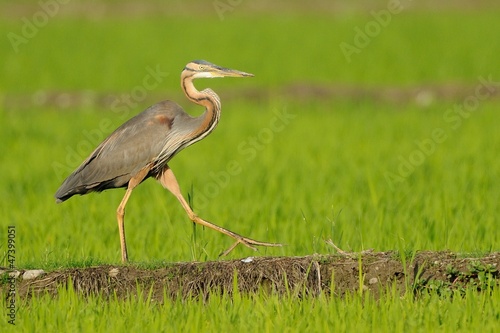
[180,70,221,142]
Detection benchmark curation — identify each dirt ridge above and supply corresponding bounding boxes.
[4,251,499,302]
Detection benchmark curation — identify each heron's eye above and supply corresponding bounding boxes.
[199,65,205,70]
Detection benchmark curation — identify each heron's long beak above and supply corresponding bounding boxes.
[217,67,254,78]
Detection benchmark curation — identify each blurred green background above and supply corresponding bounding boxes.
[1,0,499,267]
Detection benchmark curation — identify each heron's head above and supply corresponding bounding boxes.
[184,60,254,79]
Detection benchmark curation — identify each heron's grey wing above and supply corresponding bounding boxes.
[55,101,186,201]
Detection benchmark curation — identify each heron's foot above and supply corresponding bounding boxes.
[188,214,282,256]
[219,237,283,257]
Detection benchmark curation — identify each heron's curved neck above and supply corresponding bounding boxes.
[182,72,221,113]
[181,72,221,143]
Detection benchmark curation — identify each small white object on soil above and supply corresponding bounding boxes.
[241,257,254,263]
[109,268,120,277]
[22,269,45,280]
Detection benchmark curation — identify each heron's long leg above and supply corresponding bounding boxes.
[116,167,151,263]
[116,188,132,263]
[157,167,282,256]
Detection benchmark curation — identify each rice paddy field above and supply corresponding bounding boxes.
[1,0,500,332]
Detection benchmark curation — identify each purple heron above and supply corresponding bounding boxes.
[55,60,281,262]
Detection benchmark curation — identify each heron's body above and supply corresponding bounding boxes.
[55,60,281,262]
[56,100,199,201]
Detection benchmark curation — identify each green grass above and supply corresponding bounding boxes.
[1,8,500,92]
[5,284,500,333]
[2,100,498,266]
[1,2,500,332]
